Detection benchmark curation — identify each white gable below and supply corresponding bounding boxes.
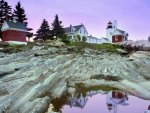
[76,26,88,36]
[1,21,10,31]
[112,29,123,36]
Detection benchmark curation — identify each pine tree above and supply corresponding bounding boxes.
[51,14,64,39]
[0,0,12,26]
[148,36,150,42]
[0,0,5,38]
[13,1,33,39]
[13,1,27,26]
[4,2,13,20]
[0,0,5,27]
[0,0,12,38]
[36,19,51,41]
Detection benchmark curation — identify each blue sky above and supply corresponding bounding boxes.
[7,0,150,40]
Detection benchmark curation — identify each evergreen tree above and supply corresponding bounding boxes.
[13,1,33,39]
[13,1,27,26]
[51,14,64,39]
[148,36,150,42]
[0,0,5,38]
[4,2,13,20]
[36,19,51,41]
[0,0,12,38]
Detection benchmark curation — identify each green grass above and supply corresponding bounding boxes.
[90,74,122,81]
[0,41,121,54]
[75,83,119,95]
[0,42,34,53]
[69,42,120,53]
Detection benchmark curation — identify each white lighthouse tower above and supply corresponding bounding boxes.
[106,20,118,43]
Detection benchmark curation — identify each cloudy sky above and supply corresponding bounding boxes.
[7,0,150,40]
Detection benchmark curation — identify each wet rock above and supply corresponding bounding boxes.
[67,87,76,95]
[34,50,49,56]
[48,112,60,113]
[20,97,50,113]
[68,80,76,87]
[0,83,9,96]
[0,96,13,113]
[0,66,16,77]
[54,41,65,47]
[67,46,80,53]
[46,104,60,113]
[46,40,65,47]
[32,46,44,51]
[129,51,150,60]
[116,40,150,51]
[91,74,105,80]
[50,79,67,98]
[0,45,150,112]
[59,48,69,54]
[84,48,92,54]
[48,47,59,54]
[117,48,128,54]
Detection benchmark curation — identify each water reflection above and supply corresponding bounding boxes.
[51,90,150,113]
[106,91,129,113]
[144,105,150,113]
[66,90,128,113]
[67,94,88,109]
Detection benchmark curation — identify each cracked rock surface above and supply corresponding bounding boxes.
[0,45,150,113]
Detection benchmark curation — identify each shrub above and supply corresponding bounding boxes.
[61,34,70,44]
[76,83,119,94]
[69,42,120,53]
[76,35,81,42]
[82,36,87,42]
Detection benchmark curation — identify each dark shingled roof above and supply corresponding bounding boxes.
[108,21,112,24]
[64,25,83,33]
[6,20,27,31]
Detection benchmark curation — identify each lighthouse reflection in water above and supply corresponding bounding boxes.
[62,90,150,113]
[106,91,128,113]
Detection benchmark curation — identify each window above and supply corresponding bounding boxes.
[80,30,82,33]
[123,36,125,41]
[115,36,118,41]
[72,36,74,39]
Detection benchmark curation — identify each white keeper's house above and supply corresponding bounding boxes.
[64,24,88,41]
[64,21,128,44]
[64,24,108,44]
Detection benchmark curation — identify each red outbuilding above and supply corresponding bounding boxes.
[106,21,129,43]
[112,29,128,43]
[1,20,27,42]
